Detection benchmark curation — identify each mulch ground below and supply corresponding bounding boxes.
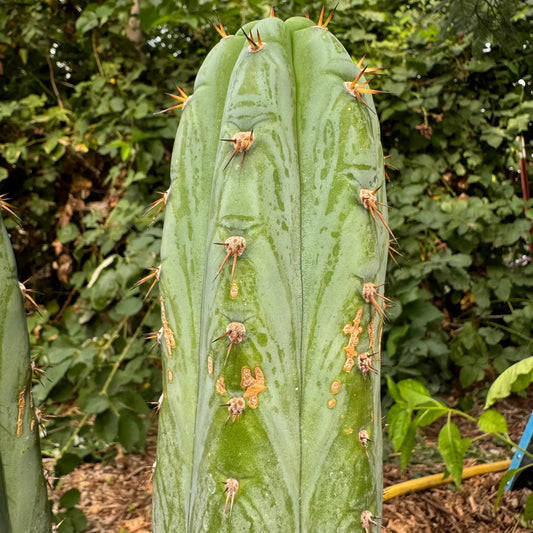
[52,391,533,532]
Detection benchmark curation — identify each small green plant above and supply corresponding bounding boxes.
[387,358,533,516]
[54,488,87,533]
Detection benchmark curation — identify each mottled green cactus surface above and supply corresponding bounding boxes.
[0,215,51,533]
[153,13,388,533]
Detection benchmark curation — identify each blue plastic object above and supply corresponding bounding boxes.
[505,410,533,491]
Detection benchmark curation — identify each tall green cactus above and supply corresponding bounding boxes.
[153,12,389,532]
[0,210,51,533]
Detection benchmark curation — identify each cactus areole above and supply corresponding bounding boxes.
[154,13,388,533]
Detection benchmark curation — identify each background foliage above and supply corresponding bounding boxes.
[0,0,531,484]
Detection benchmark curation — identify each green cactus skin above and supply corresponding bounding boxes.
[0,216,51,533]
[154,14,387,532]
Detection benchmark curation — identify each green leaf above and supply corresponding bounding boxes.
[118,411,142,452]
[524,492,533,521]
[94,410,119,443]
[438,421,471,487]
[65,507,87,532]
[57,223,79,244]
[397,379,434,406]
[477,409,508,434]
[387,403,412,451]
[59,488,81,509]
[485,356,533,408]
[113,296,143,317]
[78,392,110,414]
[400,422,418,470]
[386,375,402,404]
[414,403,448,427]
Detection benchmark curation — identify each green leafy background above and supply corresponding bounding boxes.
[0,0,531,482]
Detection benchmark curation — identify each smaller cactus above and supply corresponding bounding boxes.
[0,211,51,533]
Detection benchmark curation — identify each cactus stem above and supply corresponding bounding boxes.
[214,236,247,282]
[315,4,337,29]
[135,265,161,299]
[213,321,246,366]
[0,193,21,224]
[358,428,372,459]
[154,86,190,115]
[223,397,246,424]
[145,189,169,219]
[212,16,229,39]
[241,366,266,408]
[241,28,265,53]
[221,130,254,169]
[359,187,396,241]
[361,510,382,533]
[223,478,239,516]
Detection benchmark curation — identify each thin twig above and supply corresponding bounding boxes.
[45,53,64,109]
[92,30,105,77]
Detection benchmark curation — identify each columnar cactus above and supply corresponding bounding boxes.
[0,210,51,533]
[153,11,388,532]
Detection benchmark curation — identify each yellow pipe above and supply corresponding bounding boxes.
[383,460,511,502]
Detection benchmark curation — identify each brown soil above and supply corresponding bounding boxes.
[52,393,533,532]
